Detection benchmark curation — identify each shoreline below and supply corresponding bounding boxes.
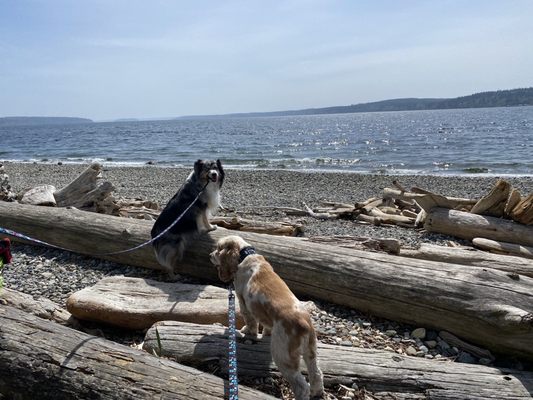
[3,160,533,178]
[5,161,533,248]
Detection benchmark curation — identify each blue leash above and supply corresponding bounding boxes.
[0,182,208,257]
[227,283,239,400]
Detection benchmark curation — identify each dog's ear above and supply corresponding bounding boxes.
[194,159,203,176]
[220,240,240,267]
[216,159,225,187]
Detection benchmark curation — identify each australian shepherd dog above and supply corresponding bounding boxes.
[151,159,224,277]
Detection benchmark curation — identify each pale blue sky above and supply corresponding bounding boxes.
[1,0,532,120]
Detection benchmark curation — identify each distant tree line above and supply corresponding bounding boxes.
[0,117,93,127]
[182,87,533,119]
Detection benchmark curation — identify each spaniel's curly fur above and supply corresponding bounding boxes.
[210,235,324,400]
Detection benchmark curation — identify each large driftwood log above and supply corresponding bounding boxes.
[425,207,533,247]
[400,243,533,278]
[143,321,533,400]
[1,201,533,360]
[0,305,275,399]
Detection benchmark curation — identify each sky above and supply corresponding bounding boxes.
[1,0,532,121]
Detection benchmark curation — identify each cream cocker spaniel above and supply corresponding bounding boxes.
[210,235,324,400]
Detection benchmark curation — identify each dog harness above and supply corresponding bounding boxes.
[238,246,256,263]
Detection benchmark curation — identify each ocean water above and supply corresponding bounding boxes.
[1,106,532,176]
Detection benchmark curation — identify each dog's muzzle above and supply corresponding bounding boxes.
[208,170,219,183]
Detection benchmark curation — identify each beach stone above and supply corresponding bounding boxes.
[66,276,243,330]
[405,345,418,356]
[457,351,477,364]
[20,184,57,206]
[411,327,426,339]
[425,340,438,349]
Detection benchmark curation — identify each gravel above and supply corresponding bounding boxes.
[2,162,533,398]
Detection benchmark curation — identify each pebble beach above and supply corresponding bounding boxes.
[3,162,533,399]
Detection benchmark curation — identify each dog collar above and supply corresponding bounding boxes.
[239,246,256,263]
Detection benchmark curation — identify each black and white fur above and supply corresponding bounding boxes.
[151,159,224,277]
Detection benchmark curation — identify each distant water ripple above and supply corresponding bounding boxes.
[1,106,532,176]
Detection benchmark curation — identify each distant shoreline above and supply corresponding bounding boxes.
[179,88,533,120]
[3,159,533,178]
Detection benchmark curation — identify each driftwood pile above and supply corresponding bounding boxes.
[2,164,533,398]
[14,162,160,218]
[297,179,533,227]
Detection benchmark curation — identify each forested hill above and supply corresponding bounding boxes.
[0,117,93,126]
[183,87,533,119]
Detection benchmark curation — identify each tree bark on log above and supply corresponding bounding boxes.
[425,207,533,247]
[0,305,275,399]
[143,321,533,400]
[1,201,533,360]
[400,243,533,278]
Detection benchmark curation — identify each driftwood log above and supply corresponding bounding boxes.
[425,207,533,247]
[383,187,477,213]
[143,321,533,400]
[472,238,533,260]
[0,305,275,399]
[66,276,244,330]
[211,216,304,236]
[400,243,533,278]
[1,202,533,361]
[0,287,72,324]
[53,162,114,210]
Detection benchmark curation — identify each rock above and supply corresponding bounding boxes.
[418,345,429,354]
[66,276,244,330]
[385,329,397,337]
[425,340,438,349]
[20,185,57,206]
[405,345,418,356]
[479,357,492,365]
[411,327,426,339]
[457,351,477,364]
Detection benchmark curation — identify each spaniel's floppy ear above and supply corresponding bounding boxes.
[218,243,240,281]
[216,159,225,187]
[194,159,203,176]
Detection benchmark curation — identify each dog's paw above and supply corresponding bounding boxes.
[261,327,272,337]
[240,325,258,337]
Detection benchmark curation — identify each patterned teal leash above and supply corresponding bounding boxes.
[227,283,239,400]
